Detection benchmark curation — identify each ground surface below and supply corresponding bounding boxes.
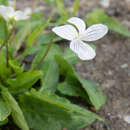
[16,0,130,130]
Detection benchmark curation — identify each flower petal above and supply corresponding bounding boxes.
[70,40,96,60]
[0,5,6,19]
[14,11,30,21]
[68,17,86,34]
[0,6,14,20]
[6,7,15,18]
[81,24,108,41]
[52,25,78,41]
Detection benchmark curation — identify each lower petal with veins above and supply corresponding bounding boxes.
[70,40,96,60]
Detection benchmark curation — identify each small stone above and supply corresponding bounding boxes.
[107,70,113,75]
[102,80,115,89]
[120,64,128,69]
[100,0,110,8]
[123,115,130,124]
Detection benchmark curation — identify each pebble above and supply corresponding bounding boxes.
[123,115,130,124]
[100,0,110,8]
[120,64,128,69]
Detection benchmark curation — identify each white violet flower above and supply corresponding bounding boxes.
[0,5,30,21]
[52,17,108,60]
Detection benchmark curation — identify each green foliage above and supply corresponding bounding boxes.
[44,0,55,6]
[7,70,42,94]
[26,19,51,48]
[19,90,102,130]
[37,33,62,44]
[2,1,128,129]
[40,60,59,92]
[13,12,44,52]
[32,44,63,68]
[58,81,86,98]
[0,18,7,42]
[1,88,29,130]
[55,55,106,109]
[86,9,130,37]
[0,52,12,81]
[0,99,10,121]
[9,59,24,75]
[0,0,8,5]
[72,0,80,16]
[78,79,106,110]
[55,0,68,18]
[63,47,79,64]
[0,119,8,126]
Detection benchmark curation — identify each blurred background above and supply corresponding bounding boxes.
[13,0,130,129]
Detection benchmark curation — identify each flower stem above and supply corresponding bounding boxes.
[4,24,11,67]
[32,34,55,70]
[6,42,9,67]
[14,0,39,57]
[13,0,16,10]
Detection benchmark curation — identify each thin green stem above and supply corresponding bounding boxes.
[0,42,5,51]
[4,23,11,67]
[14,0,39,57]
[13,0,16,10]
[6,42,9,67]
[32,34,55,70]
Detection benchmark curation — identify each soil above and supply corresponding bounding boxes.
[15,0,130,130]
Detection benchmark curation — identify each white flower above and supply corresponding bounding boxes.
[8,0,14,7]
[100,0,110,8]
[24,8,32,15]
[0,5,30,21]
[52,17,108,60]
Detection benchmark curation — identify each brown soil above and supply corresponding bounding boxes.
[16,0,130,130]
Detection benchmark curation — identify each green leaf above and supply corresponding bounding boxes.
[86,9,130,37]
[32,44,63,68]
[1,88,29,130]
[19,90,102,130]
[0,51,12,80]
[63,47,79,64]
[39,60,59,92]
[58,81,86,98]
[56,0,68,18]
[0,18,7,42]
[26,19,50,48]
[44,0,55,6]
[9,59,24,75]
[37,33,62,44]
[7,70,42,94]
[88,43,96,51]
[72,0,80,16]
[78,79,106,110]
[55,55,106,109]
[0,119,8,126]
[0,0,8,5]
[0,99,11,121]
[13,20,43,52]
[54,16,68,26]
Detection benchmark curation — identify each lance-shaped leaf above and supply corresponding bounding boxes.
[0,99,11,121]
[26,19,50,48]
[0,52,12,81]
[39,60,59,92]
[19,90,102,130]
[55,55,106,109]
[7,70,42,94]
[86,9,130,37]
[32,44,63,68]
[1,88,29,130]
[63,47,79,64]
